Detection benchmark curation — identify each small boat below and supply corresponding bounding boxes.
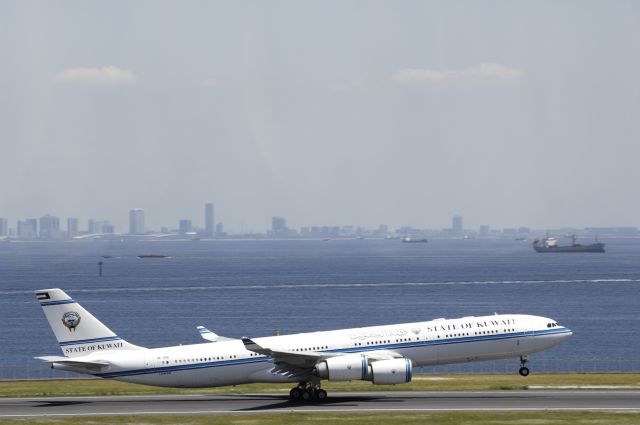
[137,253,169,258]
[402,236,428,243]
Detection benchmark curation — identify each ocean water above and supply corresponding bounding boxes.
[1,238,639,379]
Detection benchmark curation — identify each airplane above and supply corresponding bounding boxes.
[34,288,572,401]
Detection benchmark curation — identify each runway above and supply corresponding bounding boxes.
[1,391,640,417]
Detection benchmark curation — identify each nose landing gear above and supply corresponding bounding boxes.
[518,355,530,376]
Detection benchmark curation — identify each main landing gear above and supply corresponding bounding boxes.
[289,382,328,402]
[518,355,530,377]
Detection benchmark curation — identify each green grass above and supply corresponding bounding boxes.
[1,412,640,425]
[1,373,638,398]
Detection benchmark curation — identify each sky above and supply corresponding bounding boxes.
[1,1,639,233]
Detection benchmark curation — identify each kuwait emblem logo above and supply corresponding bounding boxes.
[62,311,81,331]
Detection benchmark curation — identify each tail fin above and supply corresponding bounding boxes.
[36,288,144,357]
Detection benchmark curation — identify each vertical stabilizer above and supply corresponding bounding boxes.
[36,288,144,357]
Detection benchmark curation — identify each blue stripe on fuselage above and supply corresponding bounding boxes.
[97,356,270,378]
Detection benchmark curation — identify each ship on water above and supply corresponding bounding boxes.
[402,236,428,243]
[533,234,605,253]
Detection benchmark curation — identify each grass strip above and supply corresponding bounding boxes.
[0,373,638,398]
[1,412,640,425]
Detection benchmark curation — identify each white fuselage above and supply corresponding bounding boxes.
[60,314,571,388]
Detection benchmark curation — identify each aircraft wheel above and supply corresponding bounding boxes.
[289,387,303,400]
[316,389,328,400]
[301,389,313,401]
[519,366,530,377]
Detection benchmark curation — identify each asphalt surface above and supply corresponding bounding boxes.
[1,391,639,417]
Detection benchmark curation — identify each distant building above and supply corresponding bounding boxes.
[479,225,490,238]
[215,222,224,236]
[373,224,388,238]
[0,218,7,236]
[271,216,288,237]
[67,218,79,238]
[17,220,37,239]
[129,208,145,234]
[26,218,37,236]
[311,226,340,238]
[88,219,113,234]
[503,228,517,238]
[102,222,115,234]
[452,215,463,236]
[341,225,355,236]
[40,214,60,239]
[179,219,193,234]
[205,203,215,237]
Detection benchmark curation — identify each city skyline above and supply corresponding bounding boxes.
[1,203,637,240]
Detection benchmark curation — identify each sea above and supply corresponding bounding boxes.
[1,237,639,379]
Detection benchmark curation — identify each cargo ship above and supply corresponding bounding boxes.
[533,235,605,253]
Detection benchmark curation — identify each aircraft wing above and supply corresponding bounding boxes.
[34,356,110,371]
[241,337,339,367]
[242,337,408,378]
[242,337,335,378]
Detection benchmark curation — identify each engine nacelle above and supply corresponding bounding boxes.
[370,358,413,385]
[316,354,368,381]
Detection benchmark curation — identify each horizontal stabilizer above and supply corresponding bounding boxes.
[35,356,110,371]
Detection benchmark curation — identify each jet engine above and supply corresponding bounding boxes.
[370,358,413,385]
[315,354,368,381]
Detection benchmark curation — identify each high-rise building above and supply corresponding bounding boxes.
[17,220,37,239]
[271,216,287,237]
[39,214,61,239]
[26,218,37,237]
[102,222,115,234]
[67,218,79,238]
[179,219,193,234]
[452,215,463,236]
[88,219,99,234]
[129,208,145,234]
[90,220,110,234]
[0,218,7,236]
[204,203,215,237]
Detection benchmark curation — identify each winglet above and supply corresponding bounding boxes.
[241,337,270,355]
[197,326,220,342]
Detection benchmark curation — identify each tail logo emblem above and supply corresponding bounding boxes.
[62,311,81,331]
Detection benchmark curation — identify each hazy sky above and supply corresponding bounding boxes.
[1,1,639,233]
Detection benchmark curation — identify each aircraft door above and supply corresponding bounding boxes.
[144,355,156,368]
